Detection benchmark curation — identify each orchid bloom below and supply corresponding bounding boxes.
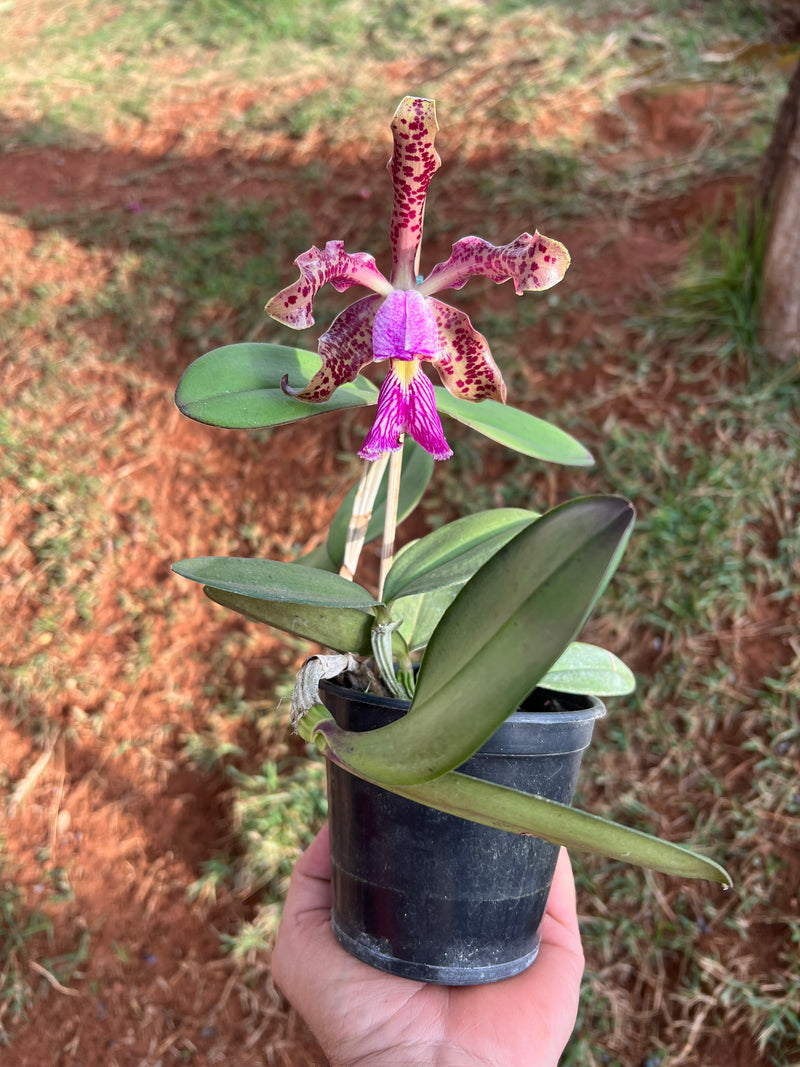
[266,97,570,461]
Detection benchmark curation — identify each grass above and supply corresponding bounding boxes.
[223,759,328,945]
[22,198,313,355]
[183,755,328,959]
[0,0,783,161]
[0,868,52,1042]
[179,668,328,958]
[0,848,90,1046]
[1,0,798,1062]
[601,403,798,632]
[656,198,771,364]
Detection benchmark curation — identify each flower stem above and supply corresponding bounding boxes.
[378,440,403,601]
[339,453,389,582]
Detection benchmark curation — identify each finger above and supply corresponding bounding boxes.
[294,822,332,887]
[282,822,333,921]
[273,824,334,989]
[543,847,579,937]
[534,847,584,986]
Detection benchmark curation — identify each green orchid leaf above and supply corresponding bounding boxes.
[434,388,594,466]
[540,641,636,696]
[203,586,375,654]
[176,343,378,429]
[382,508,539,602]
[311,496,635,786]
[293,542,339,572]
[394,587,459,652]
[172,556,379,611]
[327,439,434,569]
[299,704,730,884]
[394,773,731,884]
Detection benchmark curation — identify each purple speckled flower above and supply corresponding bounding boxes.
[266,97,570,460]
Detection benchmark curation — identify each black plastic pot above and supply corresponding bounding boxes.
[320,679,605,986]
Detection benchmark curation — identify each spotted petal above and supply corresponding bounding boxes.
[428,299,506,403]
[282,294,383,402]
[418,233,571,297]
[266,240,393,330]
[388,97,441,290]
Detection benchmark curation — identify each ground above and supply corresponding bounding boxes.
[1,5,799,1066]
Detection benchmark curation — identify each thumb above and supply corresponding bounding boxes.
[289,822,333,904]
[272,824,333,992]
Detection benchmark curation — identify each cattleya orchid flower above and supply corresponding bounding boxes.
[266,97,570,461]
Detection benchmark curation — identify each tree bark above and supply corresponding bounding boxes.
[758,59,800,363]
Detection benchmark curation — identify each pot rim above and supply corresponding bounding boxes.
[318,676,607,726]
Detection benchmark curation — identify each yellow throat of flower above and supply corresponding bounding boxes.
[394,359,420,387]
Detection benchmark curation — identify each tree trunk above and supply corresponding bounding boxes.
[758,59,800,363]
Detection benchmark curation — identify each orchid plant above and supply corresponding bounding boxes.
[173,98,730,887]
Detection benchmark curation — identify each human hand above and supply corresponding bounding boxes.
[272,823,584,1067]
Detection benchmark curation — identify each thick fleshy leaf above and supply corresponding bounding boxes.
[392,773,731,884]
[175,343,378,429]
[393,587,459,652]
[312,496,635,785]
[434,388,594,465]
[327,438,434,569]
[298,705,730,883]
[540,642,636,696]
[428,299,506,403]
[388,97,441,289]
[382,508,539,602]
[419,233,571,297]
[282,294,383,403]
[203,586,375,654]
[293,542,338,572]
[265,241,392,329]
[172,557,380,611]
